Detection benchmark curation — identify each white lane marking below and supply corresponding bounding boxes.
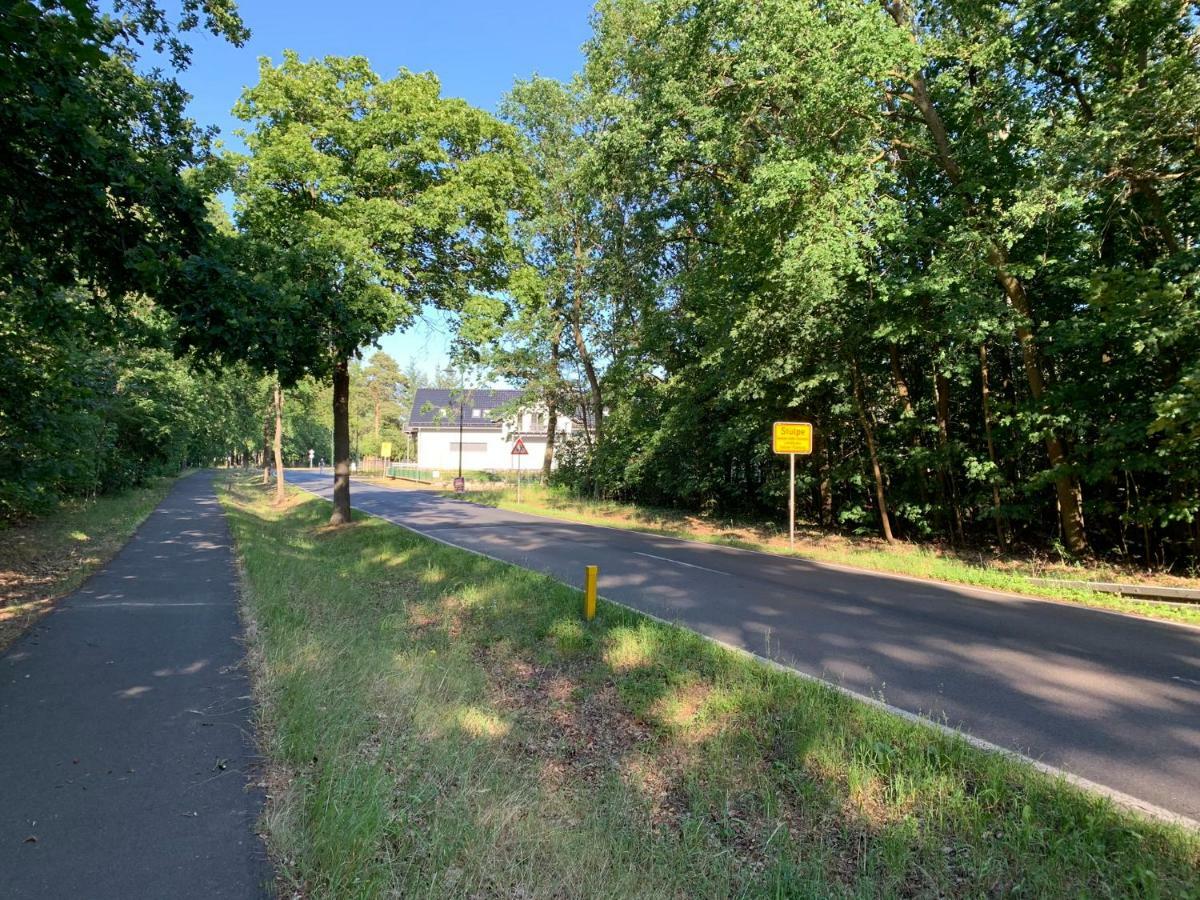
[1171,675,1200,687]
[306,471,1200,634]
[281,477,1200,830]
[633,550,732,577]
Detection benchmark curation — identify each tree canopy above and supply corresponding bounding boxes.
[4,0,1199,568]
[0,0,252,519]
[174,51,532,521]
[458,0,1200,566]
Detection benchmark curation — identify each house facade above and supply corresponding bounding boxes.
[405,388,586,472]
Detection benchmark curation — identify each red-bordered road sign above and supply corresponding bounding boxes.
[511,437,529,455]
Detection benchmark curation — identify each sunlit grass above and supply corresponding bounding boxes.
[221,474,1200,899]
[445,484,1200,626]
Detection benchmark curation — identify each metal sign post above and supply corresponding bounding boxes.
[789,452,796,549]
[772,422,814,551]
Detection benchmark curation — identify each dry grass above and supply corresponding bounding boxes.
[0,476,179,652]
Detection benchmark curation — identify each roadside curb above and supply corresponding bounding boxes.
[286,475,1200,832]
[352,475,1200,634]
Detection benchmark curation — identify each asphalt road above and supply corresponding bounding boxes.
[0,472,271,899]
[288,470,1200,824]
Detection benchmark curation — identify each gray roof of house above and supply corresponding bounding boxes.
[407,388,526,428]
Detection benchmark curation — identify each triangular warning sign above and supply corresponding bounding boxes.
[511,436,529,455]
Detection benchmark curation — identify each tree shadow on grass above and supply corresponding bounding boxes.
[227,481,1200,898]
[371,559,1197,897]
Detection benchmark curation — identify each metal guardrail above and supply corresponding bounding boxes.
[1030,578,1200,604]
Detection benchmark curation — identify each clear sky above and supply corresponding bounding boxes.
[173,0,595,380]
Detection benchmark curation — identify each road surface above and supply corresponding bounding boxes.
[287,471,1200,825]
[0,472,271,898]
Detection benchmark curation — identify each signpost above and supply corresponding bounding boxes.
[772,422,814,549]
[380,441,392,461]
[511,435,529,502]
[307,448,314,469]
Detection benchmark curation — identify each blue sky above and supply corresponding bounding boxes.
[173,0,594,379]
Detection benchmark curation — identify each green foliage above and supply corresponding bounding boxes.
[6,0,1200,564]
[471,0,1200,567]
[0,305,264,519]
[0,0,252,521]
[189,51,533,382]
[0,0,247,334]
[167,50,532,521]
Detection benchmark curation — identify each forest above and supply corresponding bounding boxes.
[3,0,1199,568]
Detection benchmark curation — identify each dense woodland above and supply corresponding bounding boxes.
[3,0,1199,568]
[481,0,1200,567]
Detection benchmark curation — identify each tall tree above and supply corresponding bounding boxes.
[0,0,251,518]
[182,52,529,523]
[362,351,406,439]
[498,77,610,451]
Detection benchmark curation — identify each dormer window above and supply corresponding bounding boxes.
[472,408,482,418]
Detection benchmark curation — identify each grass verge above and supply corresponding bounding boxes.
[439,484,1200,627]
[221,474,1198,898]
[0,475,182,652]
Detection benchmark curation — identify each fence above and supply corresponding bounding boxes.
[385,462,435,483]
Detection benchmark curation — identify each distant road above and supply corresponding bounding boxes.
[287,470,1200,824]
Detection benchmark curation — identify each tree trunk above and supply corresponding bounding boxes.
[979,344,1009,548]
[571,234,603,445]
[273,382,286,505]
[851,357,896,543]
[330,358,352,525]
[888,340,931,520]
[999,261,1088,554]
[817,427,833,527]
[543,342,561,481]
[886,0,1088,554]
[933,368,965,545]
[888,343,916,418]
[261,401,271,485]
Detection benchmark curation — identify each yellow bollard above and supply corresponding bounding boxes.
[584,565,598,621]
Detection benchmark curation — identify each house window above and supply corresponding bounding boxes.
[472,408,482,418]
[450,442,487,452]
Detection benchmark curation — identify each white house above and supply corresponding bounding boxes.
[405,388,587,472]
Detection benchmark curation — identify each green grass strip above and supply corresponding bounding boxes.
[221,475,1199,899]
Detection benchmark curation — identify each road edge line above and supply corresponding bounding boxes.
[287,475,1200,832]
[356,476,1200,634]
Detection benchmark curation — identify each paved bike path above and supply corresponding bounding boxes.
[0,472,270,898]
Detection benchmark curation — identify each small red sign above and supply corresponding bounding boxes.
[511,437,529,456]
